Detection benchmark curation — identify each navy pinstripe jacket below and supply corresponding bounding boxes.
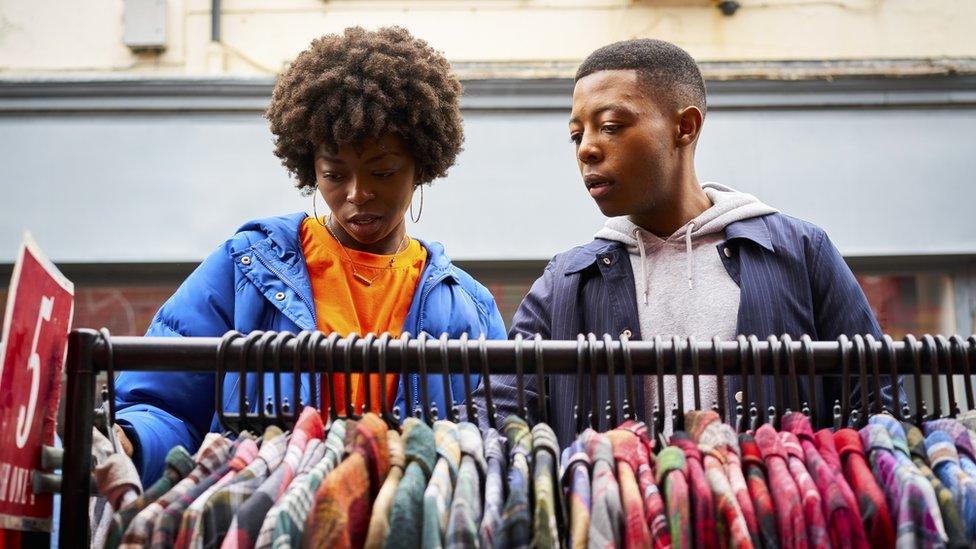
[473,212,885,446]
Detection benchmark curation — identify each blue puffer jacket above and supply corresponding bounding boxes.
[115,212,506,483]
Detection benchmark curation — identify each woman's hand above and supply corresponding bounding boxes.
[113,424,133,457]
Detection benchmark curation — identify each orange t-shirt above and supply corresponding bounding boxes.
[300,216,427,416]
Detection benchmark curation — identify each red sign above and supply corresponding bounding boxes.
[0,234,73,532]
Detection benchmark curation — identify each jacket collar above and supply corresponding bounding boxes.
[565,215,776,275]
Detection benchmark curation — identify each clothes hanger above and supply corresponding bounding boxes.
[882,334,907,421]
[801,334,817,422]
[734,335,749,433]
[780,334,801,415]
[574,334,587,435]
[215,330,243,434]
[478,333,498,430]
[535,333,548,425]
[235,331,265,434]
[342,332,361,420]
[766,335,783,427]
[267,331,293,428]
[864,334,883,419]
[712,336,727,421]
[851,334,870,428]
[98,328,117,426]
[949,334,974,412]
[458,333,477,424]
[377,332,401,428]
[936,335,958,417]
[515,333,528,421]
[747,335,763,431]
[416,332,434,423]
[619,331,636,422]
[288,331,311,418]
[438,333,459,423]
[252,331,277,433]
[836,335,850,430]
[904,334,926,425]
[586,333,600,430]
[360,332,377,417]
[314,332,337,422]
[398,332,414,421]
[922,334,942,420]
[604,333,620,429]
[652,335,666,438]
[688,336,701,413]
[670,335,684,432]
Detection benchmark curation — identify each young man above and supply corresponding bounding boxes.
[477,39,885,445]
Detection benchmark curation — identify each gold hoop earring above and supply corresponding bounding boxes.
[409,184,424,224]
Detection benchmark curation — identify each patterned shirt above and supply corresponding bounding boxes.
[859,423,947,548]
[779,431,829,548]
[754,424,807,549]
[107,445,194,549]
[445,422,487,549]
[561,440,591,549]
[385,419,436,549]
[780,412,868,549]
[582,428,623,549]
[656,446,691,549]
[224,407,324,549]
[926,430,976,542]
[479,428,507,549]
[737,433,778,549]
[261,419,346,549]
[422,420,460,549]
[670,432,716,549]
[614,420,671,548]
[829,428,896,549]
[530,423,563,549]
[902,422,970,549]
[304,413,390,548]
[924,418,976,480]
[364,429,405,549]
[606,428,652,549]
[120,435,232,548]
[495,415,533,549]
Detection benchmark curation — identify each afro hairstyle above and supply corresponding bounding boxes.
[266,26,464,194]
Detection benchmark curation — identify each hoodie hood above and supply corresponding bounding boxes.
[594,182,778,299]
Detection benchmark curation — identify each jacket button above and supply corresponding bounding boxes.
[621,329,632,338]
[723,247,733,258]
[274,291,285,301]
[734,390,743,403]
[240,256,251,265]
[602,257,611,265]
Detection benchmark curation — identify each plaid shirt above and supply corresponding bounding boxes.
[924,418,976,479]
[829,428,896,548]
[926,430,976,542]
[859,423,947,548]
[670,432,717,549]
[120,435,231,548]
[445,422,486,549]
[494,415,533,549]
[151,437,255,549]
[606,428,652,549]
[615,420,671,548]
[224,407,324,549]
[737,434,777,549]
[478,428,507,549]
[422,420,460,549]
[560,440,591,549]
[780,431,830,548]
[172,436,264,549]
[901,423,970,548]
[687,412,753,549]
[385,418,436,549]
[781,413,868,549]
[530,423,563,549]
[259,419,346,549]
[582,428,622,549]
[106,445,194,549]
[304,413,390,548]
[754,424,807,549]
[656,446,691,549]
[365,429,405,549]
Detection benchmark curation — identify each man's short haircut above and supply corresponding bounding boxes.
[575,39,707,114]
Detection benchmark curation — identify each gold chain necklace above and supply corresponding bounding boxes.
[320,215,409,286]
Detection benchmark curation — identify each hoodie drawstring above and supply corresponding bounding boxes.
[634,227,649,305]
[685,221,695,290]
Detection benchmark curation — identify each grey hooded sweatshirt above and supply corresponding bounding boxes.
[594,182,777,429]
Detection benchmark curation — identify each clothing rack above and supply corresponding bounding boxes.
[59,328,976,547]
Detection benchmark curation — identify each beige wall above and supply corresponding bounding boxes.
[1,0,974,78]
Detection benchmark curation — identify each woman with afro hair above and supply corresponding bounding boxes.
[112,27,506,486]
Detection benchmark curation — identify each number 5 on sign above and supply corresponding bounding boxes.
[0,233,74,533]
